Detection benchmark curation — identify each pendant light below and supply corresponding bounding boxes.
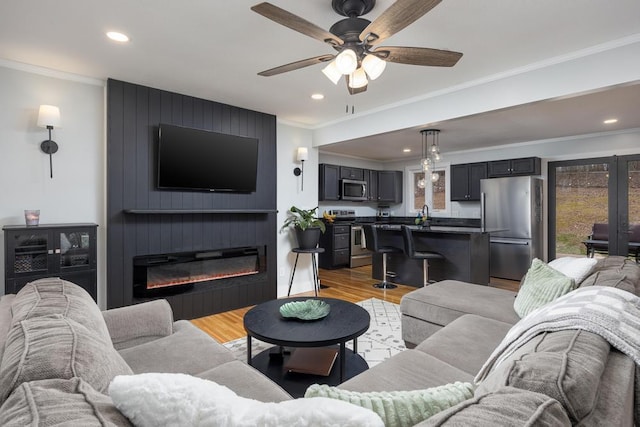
[420,129,443,182]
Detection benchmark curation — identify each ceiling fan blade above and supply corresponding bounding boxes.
[252,2,343,47]
[345,76,368,95]
[258,54,335,77]
[374,46,462,67]
[360,0,441,46]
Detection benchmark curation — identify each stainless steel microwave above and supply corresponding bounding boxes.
[340,179,367,201]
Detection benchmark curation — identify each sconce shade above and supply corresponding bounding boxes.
[322,61,342,85]
[362,54,386,80]
[37,105,62,128]
[297,147,309,162]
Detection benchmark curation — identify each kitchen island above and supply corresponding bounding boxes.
[371,225,493,286]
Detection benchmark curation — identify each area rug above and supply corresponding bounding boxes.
[223,298,406,368]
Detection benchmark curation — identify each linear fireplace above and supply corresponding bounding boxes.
[133,246,266,298]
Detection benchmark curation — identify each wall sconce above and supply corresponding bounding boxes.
[37,105,62,178]
[293,147,308,190]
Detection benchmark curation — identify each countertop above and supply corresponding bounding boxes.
[376,224,504,234]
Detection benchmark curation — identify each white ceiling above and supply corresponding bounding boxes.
[1,0,640,160]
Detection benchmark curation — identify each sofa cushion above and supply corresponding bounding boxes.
[0,377,131,426]
[339,350,473,393]
[0,295,16,357]
[416,315,512,375]
[118,320,235,375]
[305,382,474,427]
[197,360,292,402]
[548,256,598,285]
[10,277,111,343]
[400,281,520,327]
[109,372,384,427]
[476,329,610,424]
[579,256,640,296]
[420,387,571,426]
[0,315,133,403]
[513,258,576,318]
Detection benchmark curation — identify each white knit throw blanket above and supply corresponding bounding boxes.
[475,285,640,384]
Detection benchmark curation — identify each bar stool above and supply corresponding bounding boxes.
[401,225,444,287]
[287,247,325,297]
[363,224,402,289]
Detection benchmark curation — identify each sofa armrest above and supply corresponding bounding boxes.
[102,299,174,350]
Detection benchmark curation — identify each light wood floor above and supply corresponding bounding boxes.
[190,266,518,343]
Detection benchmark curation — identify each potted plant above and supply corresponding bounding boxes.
[281,206,326,249]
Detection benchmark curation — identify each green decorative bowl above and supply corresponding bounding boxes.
[279,299,331,321]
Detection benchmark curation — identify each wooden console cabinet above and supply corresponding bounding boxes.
[3,223,97,300]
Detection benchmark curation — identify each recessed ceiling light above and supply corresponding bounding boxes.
[603,118,618,124]
[107,31,130,42]
[403,148,411,153]
[311,93,324,100]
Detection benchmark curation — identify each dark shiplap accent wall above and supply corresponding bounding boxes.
[106,79,277,319]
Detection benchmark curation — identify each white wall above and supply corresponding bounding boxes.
[276,123,319,296]
[0,65,105,305]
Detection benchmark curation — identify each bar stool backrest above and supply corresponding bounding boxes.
[401,226,417,257]
[363,224,379,252]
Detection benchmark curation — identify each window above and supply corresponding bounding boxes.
[407,163,450,215]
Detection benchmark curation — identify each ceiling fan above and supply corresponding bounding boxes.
[251,0,463,95]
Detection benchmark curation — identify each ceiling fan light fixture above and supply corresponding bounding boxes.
[335,48,358,75]
[362,54,386,80]
[321,60,342,84]
[348,67,368,89]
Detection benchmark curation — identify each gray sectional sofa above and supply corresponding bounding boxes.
[0,256,638,425]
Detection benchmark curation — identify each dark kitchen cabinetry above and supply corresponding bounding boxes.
[339,166,364,181]
[487,157,541,178]
[318,224,350,269]
[364,169,378,201]
[377,171,403,203]
[3,223,98,300]
[451,162,487,201]
[319,163,340,201]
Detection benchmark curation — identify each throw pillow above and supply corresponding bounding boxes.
[424,386,571,426]
[0,315,133,404]
[513,258,576,318]
[304,382,475,427]
[10,277,112,343]
[109,373,384,427]
[548,257,597,285]
[0,377,131,426]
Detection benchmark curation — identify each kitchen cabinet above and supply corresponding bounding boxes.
[339,166,364,181]
[487,157,540,178]
[3,223,98,300]
[364,169,378,201]
[377,171,403,203]
[451,162,487,201]
[318,223,350,269]
[319,163,340,201]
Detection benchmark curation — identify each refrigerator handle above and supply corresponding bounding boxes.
[480,192,486,231]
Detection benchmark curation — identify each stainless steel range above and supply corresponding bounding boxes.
[328,210,372,268]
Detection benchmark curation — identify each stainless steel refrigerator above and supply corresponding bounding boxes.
[481,176,543,280]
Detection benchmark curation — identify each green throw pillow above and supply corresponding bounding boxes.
[514,258,576,318]
[304,382,475,427]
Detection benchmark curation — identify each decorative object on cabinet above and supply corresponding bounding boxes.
[37,105,62,179]
[24,210,40,226]
[3,223,98,300]
[281,206,326,249]
[293,147,308,191]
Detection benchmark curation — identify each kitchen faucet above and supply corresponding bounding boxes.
[421,204,429,218]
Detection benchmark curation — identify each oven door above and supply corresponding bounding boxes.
[350,225,372,267]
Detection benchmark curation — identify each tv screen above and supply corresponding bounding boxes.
[157,124,259,192]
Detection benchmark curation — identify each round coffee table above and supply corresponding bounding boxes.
[243,297,370,397]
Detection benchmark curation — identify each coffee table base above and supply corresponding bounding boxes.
[251,346,368,398]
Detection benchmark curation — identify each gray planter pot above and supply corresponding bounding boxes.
[295,226,322,249]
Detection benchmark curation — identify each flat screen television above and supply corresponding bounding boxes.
[157,124,259,192]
